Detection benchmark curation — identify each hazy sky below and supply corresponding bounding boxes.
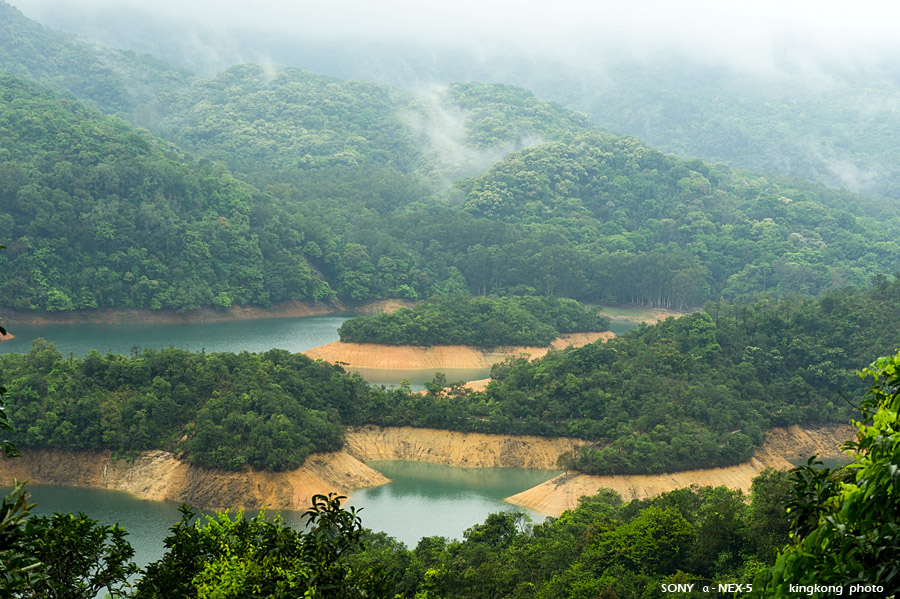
[11,0,900,78]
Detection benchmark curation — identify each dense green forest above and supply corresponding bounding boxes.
[0,0,190,116]
[0,344,363,471]
[563,60,900,202]
[18,0,900,205]
[3,2,900,315]
[2,69,898,312]
[337,295,608,347]
[3,352,897,597]
[358,278,900,474]
[3,280,898,476]
[0,73,336,311]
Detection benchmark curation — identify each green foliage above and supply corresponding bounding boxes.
[460,134,900,305]
[758,351,900,597]
[0,0,191,115]
[18,512,138,599]
[4,11,900,314]
[360,279,900,474]
[136,494,379,598]
[338,294,609,347]
[0,481,44,595]
[153,64,424,178]
[351,482,783,598]
[573,60,900,202]
[0,73,333,312]
[1,345,364,471]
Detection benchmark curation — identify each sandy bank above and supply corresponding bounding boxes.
[345,426,581,469]
[596,305,688,324]
[0,449,387,511]
[351,299,418,315]
[506,424,855,516]
[304,331,614,371]
[0,423,857,517]
[0,331,14,340]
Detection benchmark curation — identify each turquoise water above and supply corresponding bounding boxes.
[347,461,556,547]
[0,314,628,565]
[0,315,350,357]
[11,461,557,571]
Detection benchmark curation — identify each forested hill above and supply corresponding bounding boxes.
[0,74,331,312]
[149,70,596,185]
[0,0,190,116]
[337,295,609,348]
[560,60,900,202]
[4,278,899,476]
[458,134,900,303]
[2,3,900,313]
[362,277,900,475]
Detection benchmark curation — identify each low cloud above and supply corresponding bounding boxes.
[402,86,542,191]
[12,0,900,80]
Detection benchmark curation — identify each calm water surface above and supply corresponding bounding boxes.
[347,461,556,547]
[13,462,557,570]
[0,316,638,391]
[2,315,629,565]
[0,316,350,357]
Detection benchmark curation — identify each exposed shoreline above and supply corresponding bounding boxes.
[595,305,687,324]
[0,449,388,511]
[0,300,346,326]
[0,300,675,328]
[506,424,855,515]
[0,424,854,517]
[303,331,615,371]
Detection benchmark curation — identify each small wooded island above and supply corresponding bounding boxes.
[337,294,609,347]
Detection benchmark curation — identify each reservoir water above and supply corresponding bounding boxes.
[0,315,638,390]
[0,315,351,357]
[15,461,558,570]
[1,313,634,566]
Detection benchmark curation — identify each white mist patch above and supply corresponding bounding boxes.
[807,142,883,195]
[402,86,543,189]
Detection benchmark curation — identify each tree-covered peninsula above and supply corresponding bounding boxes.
[3,279,897,477]
[359,278,900,474]
[337,295,609,347]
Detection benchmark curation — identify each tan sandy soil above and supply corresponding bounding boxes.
[304,331,614,371]
[0,331,13,340]
[506,424,856,516]
[350,299,418,315]
[596,305,689,324]
[344,426,582,469]
[462,378,492,392]
[0,449,388,511]
[0,424,856,515]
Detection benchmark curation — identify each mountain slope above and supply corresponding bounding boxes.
[0,74,330,312]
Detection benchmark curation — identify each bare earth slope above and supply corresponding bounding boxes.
[0,424,853,515]
[344,426,581,469]
[506,424,855,516]
[0,449,387,510]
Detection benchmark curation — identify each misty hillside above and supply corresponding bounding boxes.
[0,73,331,312]
[458,134,900,301]
[19,0,900,203]
[0,0,190,116]
[1,2,900,313]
